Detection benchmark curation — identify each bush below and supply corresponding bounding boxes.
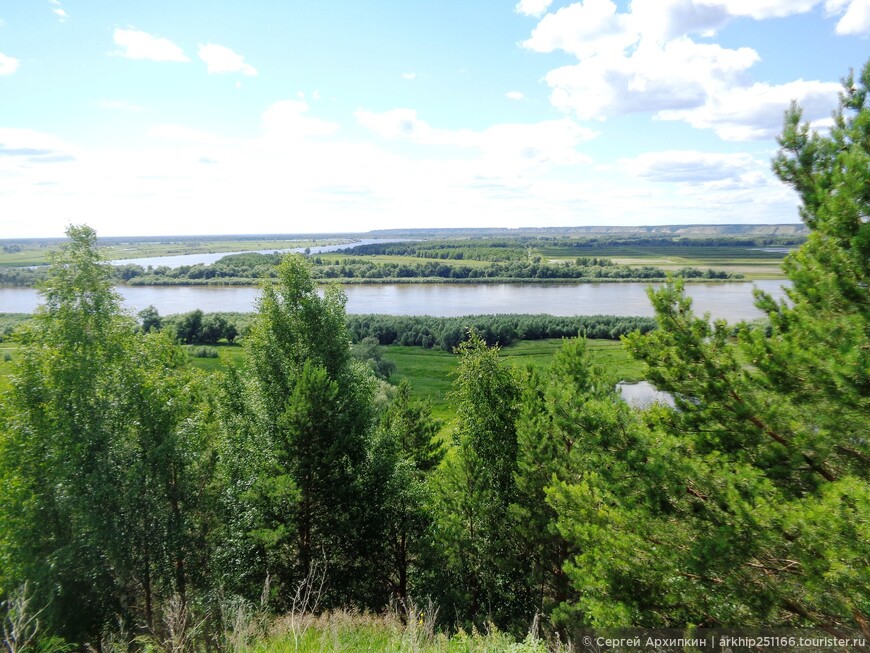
[190,345,219,359]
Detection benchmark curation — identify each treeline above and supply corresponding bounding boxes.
[346,314,656,350]
[340,239,533,261]
[341,235,804,257]
[131,308,654,350]
[122,256,738,285]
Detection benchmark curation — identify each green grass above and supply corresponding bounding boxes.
[537,244,790,280]
[230,609,549,653]
[0,238,348,267]
[0,344,16,392]
[1,337,641,424]
[187,343,246,373]
[382,338,643,427]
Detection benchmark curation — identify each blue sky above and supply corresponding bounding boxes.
[0,1,867,237]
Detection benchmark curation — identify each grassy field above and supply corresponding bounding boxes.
[0,237,349,267]
[381,338,643,426]
[538,244,790,280]
[33,336,636,442]
[1,337,640,424]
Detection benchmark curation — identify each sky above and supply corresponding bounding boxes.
[0,1,868,237]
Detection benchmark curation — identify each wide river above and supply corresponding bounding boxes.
[0,280,789,321]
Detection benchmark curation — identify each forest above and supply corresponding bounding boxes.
[0,64,868,653]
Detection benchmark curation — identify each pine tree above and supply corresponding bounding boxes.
[223,255,378,608]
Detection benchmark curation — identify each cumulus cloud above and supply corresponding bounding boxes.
[657,79,842,140]
[523,0,847,138]
[355,108,596,170]
[148,125,232,145]
[0,52,18,75]
[48,0,68,20]
[262,100,339,139]
[113,28,189,62]
[826,0,870,34]
[402,72,417,80]
[506,91,526,100]
[621,150,758,183]
[0,127,76,162]
[198,43,258,76]
[516,0,554,17]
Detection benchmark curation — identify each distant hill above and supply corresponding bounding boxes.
[364,224,809,239]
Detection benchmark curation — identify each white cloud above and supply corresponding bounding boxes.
[198,43,258,76]
[544,37,758,120]
[53,8,68,21]
[355,108,596,171]
[402,72,417,80]
[826,0,870,33]
[0,128,77,163]
[516,0,554,17]
[113,28,189,62]
[657,79,842,140]
[261,100,339,139]
[506,91,525,100]
[621,150,758,182]
[148,124,233,145]
[0,52,18,75]
[98,99,145,112]
[524,0,635,59]
[523,0,847,139]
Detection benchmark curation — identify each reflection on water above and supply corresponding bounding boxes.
[617,381,675,409]
[0,280,789,321]
[109,239,397,269]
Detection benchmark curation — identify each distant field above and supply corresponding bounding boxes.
[0,237,348,267]
[381,338,643,426]
[161,338,644,428]
[540,245,790,280]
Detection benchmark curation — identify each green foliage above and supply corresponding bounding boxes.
[0,225,214,644]
[347,313,656,351]
[351,336,397,380]
[369,381,444,603]
[578,60,870,632]
[216,255,380,609]
[137,304,163,333]
[190,345,219,358]
[433,332,532,630]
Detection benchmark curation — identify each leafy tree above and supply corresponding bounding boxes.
[351,336,397,380]
[138,304,163,333]
[371,381,443,604]
[174,309,204,344]
[220,255,378,608]
[433,332,529,629]
[0,226,213,644]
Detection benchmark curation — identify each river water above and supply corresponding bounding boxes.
[108,238,397,268]
[0,280,789,321]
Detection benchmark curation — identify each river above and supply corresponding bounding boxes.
[0,280,789,321]
[108,238,405,268]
